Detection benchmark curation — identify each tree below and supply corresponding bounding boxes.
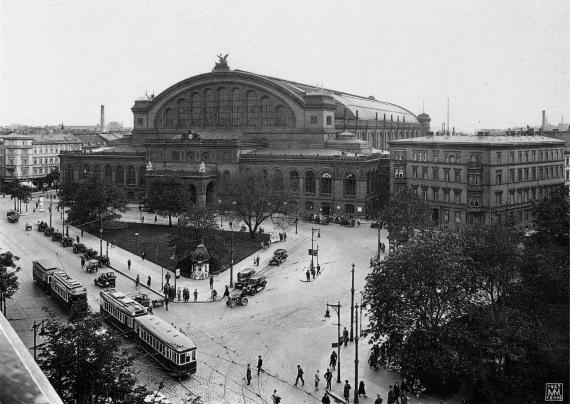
[530,186,569,247]
[146,176,190,226]
[219,171,289,239]
[38,314,149,404]
[5,182,32,212]
[59,176,127,227]
[0,251,20,315]
[43,167,60,188]
[381,186,431,241]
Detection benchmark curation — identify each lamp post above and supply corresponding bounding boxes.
[99,216,104,257]
[32,320,47,361]
[134,233,139,254]
[311,227,320,270]
[350,263,355,341]
[49,200,52,227]
[218,199,223,227]
[325,301,342,384]
[229,220,234,287]
[353,303,360,403]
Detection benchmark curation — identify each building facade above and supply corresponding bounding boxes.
[389,135,566,230]
[61,58,429,217]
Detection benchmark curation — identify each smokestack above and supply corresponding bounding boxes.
[100,105,105,134]
[541,110,546,130]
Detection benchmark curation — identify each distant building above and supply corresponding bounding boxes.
[389,134,566,230]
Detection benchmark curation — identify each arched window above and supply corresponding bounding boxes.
[274,169,284,190]
[177,98,190,127]
[345,173,356,196]
[104,165,113,181]
[172,151,180,161]
[305,171,316,194]
[218,88,230,127]
[321,173,332,194]
[202,152,209,161]
[232,88,245,128]
[94,164,101,179]
[204,89,214,127]
[164,108,175,129]
[186,151,193,161]
[139,166,145,185]
[261,97,272,128]
[247,91,257,128]
[191,93,202,125]
[127,166,136,186]
[115,165,124,185]
[289,171,300,193]
[275,105,287,127]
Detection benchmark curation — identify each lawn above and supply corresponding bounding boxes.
[87,222,266,275]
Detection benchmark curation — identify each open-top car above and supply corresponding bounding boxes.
[83,248,98,259]
[85,259,99,273]
[96,255,110,267]
[61,236,73,247]
[52,231,63,242]
[94,271,116,288]
[44,226,54,236]
[235,268,256,289]
[226,289,248,308]
[73,243,86,254]
[244,274,267,295]
[269,249,288,266]
[37,221,48,232]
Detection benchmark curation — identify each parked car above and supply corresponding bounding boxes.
[83,248,98,259]
[73,243,86,254]
[244,274,267,295]
[85,259,99,273]
[7,210,19,223]
[269,249,288,266]
[61,236,73,247]
[37,221,48,232]
[25,222,33,231]
[94,272,116,288]
[44,226,54,236]
[133,293,151,307]
[52,231,63,242]
[226,289,248,308]
[96,255,110,267]
[235,268,256,289]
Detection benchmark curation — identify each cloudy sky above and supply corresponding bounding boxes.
[1,0,569,133]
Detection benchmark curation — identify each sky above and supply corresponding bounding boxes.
[1,0,569,133]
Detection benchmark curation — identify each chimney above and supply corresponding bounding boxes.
[541,110,546,130]
[100,105,105,134]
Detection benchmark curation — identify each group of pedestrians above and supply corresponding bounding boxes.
[305,264,322,281]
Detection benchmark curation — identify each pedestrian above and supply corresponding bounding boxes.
[314,369,320,391]
[316,264,321,275]
[358,380,366,398]
[193,288,198,302]
[223,285,230,299]
[310,267,316,279]
[209,275,214,290]
[343,380,351,402]
[271,389,281,404]
[164,297,169,311]
[246,364,252,385]
[154,215,157,223]
[321,392,331,404]
[147,275,151,287]
[306,269,311,282]
[257,355,263,375]
[394,382,400,402]
[177,287,181,302]
[127,258,131,270]
[141,251,146,261]
[324,368,332,390]
[329,351,337,370]
[279,233,283,242]
[183,287,189,302]
[136,274,140,287]
[375,394,383,404]
[164,284,170,296]
[81,257,85,268]
[283,232,286,241]
[256,255,260,266]
[141,215,145,223]
[165,272,171,284]
[76,235,80,244]
[294,364,305,386]
[343,327,349,346]
[387,385,396,404]
[81,229,84,236]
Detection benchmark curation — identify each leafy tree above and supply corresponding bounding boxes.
[0,251,20,315]
[43,167,60,188]
[146,176,190,226]
[38,314,149,404]
[219,171,289,239]
[59,175,127,227]
[530,186,569,247]
[5,182,32,212]
[380,186,431,241]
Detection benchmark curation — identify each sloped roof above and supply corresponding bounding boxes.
[390,135,566,147]
[30,132,82,143]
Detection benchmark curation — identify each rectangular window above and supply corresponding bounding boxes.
[496,152,502,164]
[539,151,543,161]
[432,189,439,200]
[538,167,543,180]
[444,190,450,202]
[510,152,515,163]
[412,166,418,178]
[518,152,522,162]
[524,168,529,181]
[444,169,450,182]
[517,190,522,203]
[496,170,503,184]
[433,151,439,162]
[433,167,439,180]
[326,116,332,125]
[495,192,502,206]
[454,169,461,182]
[531,188,536,200]
[444,209,449,222]
[422,167,428,179]
[422,189,428,199]
[517,168,522,181]
[510,191,515,204]
[453,191,462,203]
[509,169,515,182]
[532,151,536,162]
[454,210,461,223]
[532,167,536,180]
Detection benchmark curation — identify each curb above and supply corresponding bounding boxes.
[328,391,347,403]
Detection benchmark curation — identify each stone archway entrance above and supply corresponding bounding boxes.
[205,182,215,205]
[188,184,197,206]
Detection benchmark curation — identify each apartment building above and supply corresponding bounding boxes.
[389,135,566,230]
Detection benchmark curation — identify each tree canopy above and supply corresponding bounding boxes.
[381,186,431,241]
[38,315,149,404]
[59,176,127,226]
[0,251,20,315]
[219,171,289,239]
[145,176,191,226]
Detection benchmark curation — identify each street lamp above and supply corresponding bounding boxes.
[310,227,320,270]
[325,301,342,384]
[353,303,360,404]
[134,233,139,253]
[31,320,47,361]
[218,199,223,227]
[229,220,234,288]
[350,263,355,341]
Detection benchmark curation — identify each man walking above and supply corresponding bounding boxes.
[306,269,311,282]
[314,369,320,391]
[165,272,171,284]
[271,389,280,404]
[164,297,169,311]
[209,275,214,290]
[257,355,263,375]
[343,380,351,402]
[324,368,332,391]
[81,257,85,269]
[135,274,140,287]
[246,364,252,385]
[343,327,349,346]
[329,351,337,370]
[127,258,131,270]
[294,364,305,387]
[141,251,146,261]
[223,285,230,300]
[194,288,198,302]
[147,275,151,288]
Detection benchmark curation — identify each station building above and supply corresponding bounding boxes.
[60,58,430,217]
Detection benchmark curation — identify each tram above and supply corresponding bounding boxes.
[99,289,148,333]
[50,271,88,315]
[134,314,197,377]
[32,259,60,291]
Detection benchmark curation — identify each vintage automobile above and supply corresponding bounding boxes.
[244,274,267,295]
[61,236,73,247]
[25,222,33,231]
[133,293,151,307]
[37,221,48,232]
[269,249,288,266]
[83,248,98,259]
[44,226,54,236]
[73,243,87,254]
[7,210,20,223]
[235,268,256,289]
[85,259,100,273]
[52,231,63,242]
[225,289,248,308]
[96,255,110,267]
[94,271,116,288]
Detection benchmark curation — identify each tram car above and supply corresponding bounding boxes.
[32,259,60,291]
[50,271,88,315]
[134,314,197,378]
[99,289,147,333]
